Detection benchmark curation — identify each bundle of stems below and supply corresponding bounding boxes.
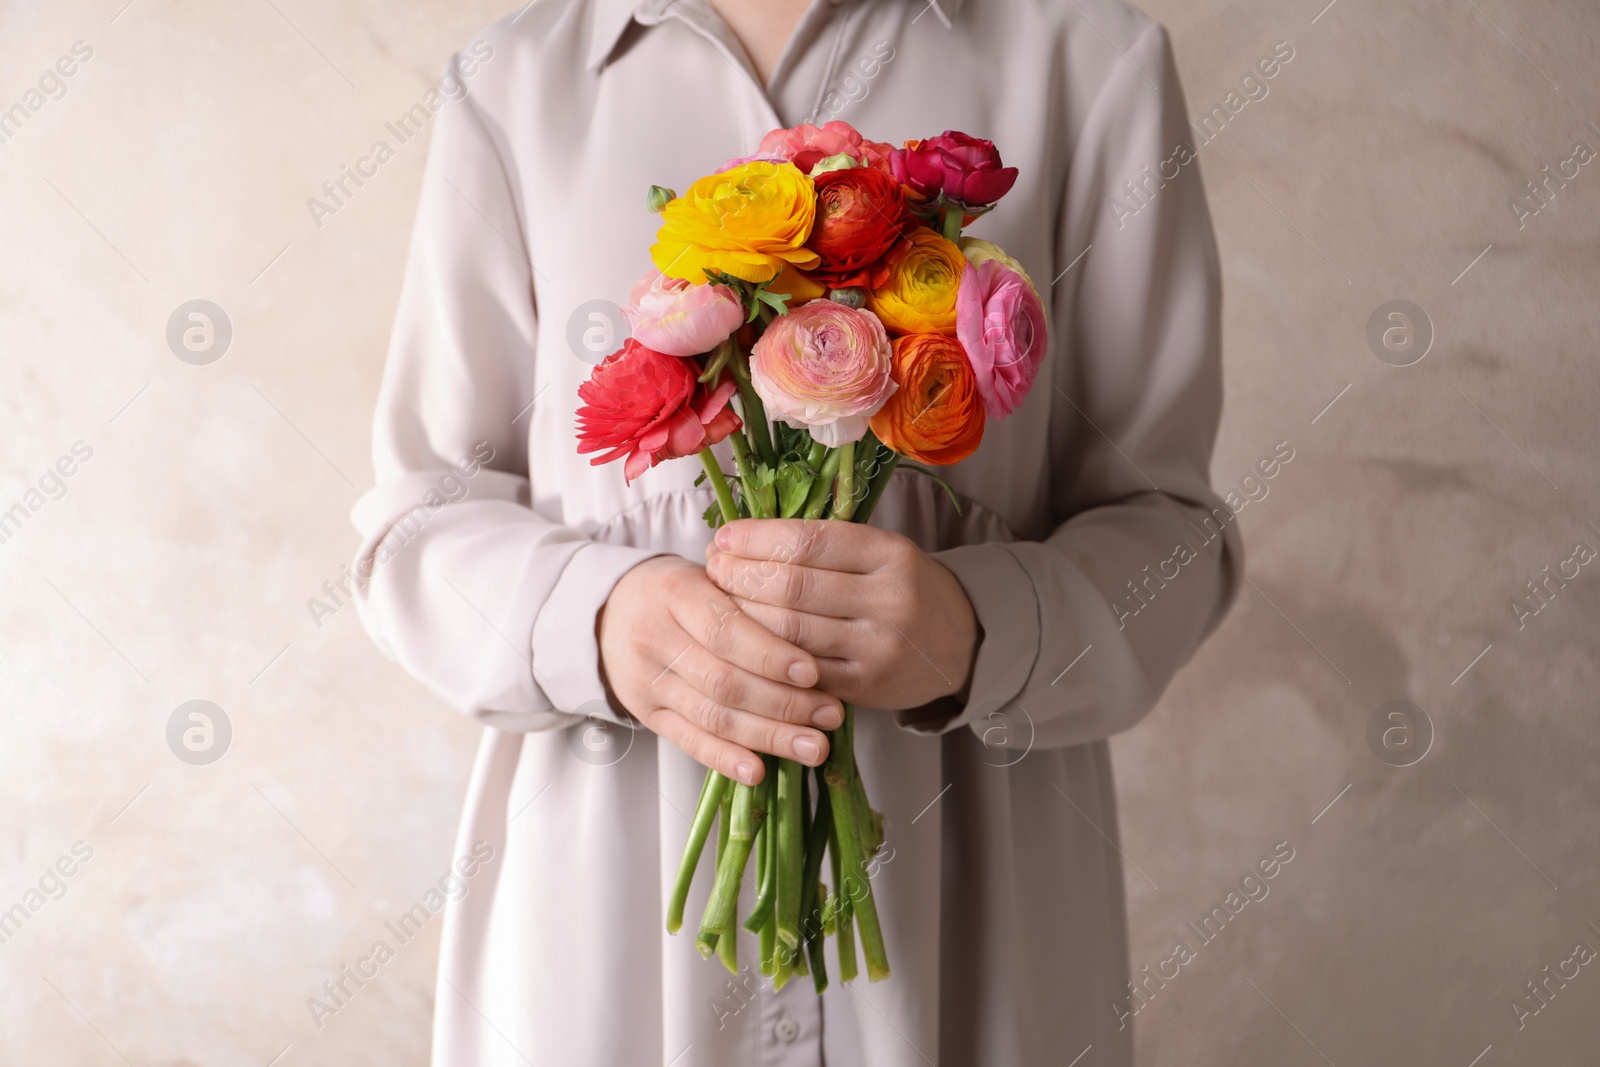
[665,331,897,991]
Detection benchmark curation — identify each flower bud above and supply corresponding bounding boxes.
[828,287,868,308]
[645,185,677,213]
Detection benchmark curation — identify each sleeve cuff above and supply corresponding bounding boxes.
[530,541,666,722]
[893,543,1042,737]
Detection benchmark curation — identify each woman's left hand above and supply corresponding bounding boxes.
[705,518,979,712]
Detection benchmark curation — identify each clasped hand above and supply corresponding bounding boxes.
[597,519,978,786]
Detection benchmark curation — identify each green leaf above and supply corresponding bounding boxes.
[900,462,963,515]
[755,287,792,315]
[774,462,815,518]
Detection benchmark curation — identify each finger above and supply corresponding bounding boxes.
[706,553,864,618]
[670,579,823,687]
[637,704,764,786]
[736,601,863,659]
[667,641,842,731]
[652,670,833,767]
[713,518,902,574]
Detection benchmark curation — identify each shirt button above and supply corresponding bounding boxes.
[774,1017,802,1043]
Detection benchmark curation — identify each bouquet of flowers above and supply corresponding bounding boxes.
[575,121,1048,991]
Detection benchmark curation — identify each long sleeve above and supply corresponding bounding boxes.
[350,53,658,732]
[925,23,1243,750]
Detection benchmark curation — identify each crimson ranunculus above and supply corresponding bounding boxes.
[805,167,913,289]
[576,339,741,483]
[890,131,1019,210]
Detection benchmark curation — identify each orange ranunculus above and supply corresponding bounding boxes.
[869,333,985,465]
[865,227,965,335]
[650,161,820,285]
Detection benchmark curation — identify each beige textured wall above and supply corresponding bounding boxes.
[1,0,1595,1064]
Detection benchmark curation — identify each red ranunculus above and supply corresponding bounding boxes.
[576,339,742,483]
[890,131,1019,210]
[805,167,914,289]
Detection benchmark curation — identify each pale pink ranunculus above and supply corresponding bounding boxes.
[750,301,897,447]
[954,258,1048,419]
[622,269,745,357]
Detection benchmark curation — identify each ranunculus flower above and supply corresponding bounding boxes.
[749,301,896,447]
[805,167,913,290]
[576,339,742,482]
[869,334,986,465]
[752,121,899,176]
[865,227,965,335]
[955,257,1048,419]
[651,161,819,285]
[622,269,744,357]
[890,131,1019,210]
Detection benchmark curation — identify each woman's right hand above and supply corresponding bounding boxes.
[597,555,841,786]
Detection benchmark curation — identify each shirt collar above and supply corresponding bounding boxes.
[585,0,964,72]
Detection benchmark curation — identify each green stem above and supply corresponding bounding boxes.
[853,452,900,525]
[759,809,779,975]
[823,706,890,981]
[775,758,804,949]
[743,759,779,932]
[940,204,963,243]
[728,434,771,520]
[667,771,729,934]
[806,912,829,993]
[827,813,857,983]
[699,449,739,524]
[799,772,832,944]
[697,781,758,954]
[729,349,777,468]
[829,441,858,520]
[716,792,738,972]
[801,448,842,521]
[772,936,795,991]
[799,768,833,993]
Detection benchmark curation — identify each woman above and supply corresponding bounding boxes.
[351,0,1241,1062]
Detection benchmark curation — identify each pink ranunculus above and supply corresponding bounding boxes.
[890,131,1019,210]
[954,258,1048,419]
[622,269,745,357]
[757,121,870,175]
[750,301,897,447]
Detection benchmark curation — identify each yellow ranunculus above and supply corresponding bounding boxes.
[650,161,820,285]
[866,227,965,335]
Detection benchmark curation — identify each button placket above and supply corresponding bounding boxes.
[759,970,822,1066]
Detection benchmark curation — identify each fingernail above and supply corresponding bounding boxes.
[793,736,821,764]
[737,760,759,784]
[788,662,817,686]
[715,527,732,548]
[813,705,842,730]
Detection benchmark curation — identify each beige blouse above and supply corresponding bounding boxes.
[350,0,1241,1061]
